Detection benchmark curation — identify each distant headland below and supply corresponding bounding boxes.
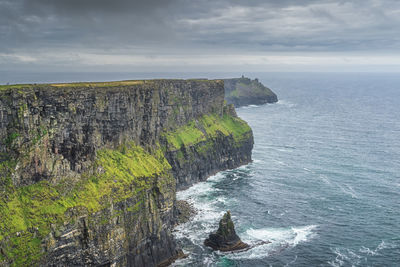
[224,76,278,107]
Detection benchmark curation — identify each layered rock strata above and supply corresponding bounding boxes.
[0,79,253,266]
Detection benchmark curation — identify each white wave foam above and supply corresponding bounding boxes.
[319,174,332,185]
[175,166,318,263]
[359,240,394,256]
[235,163,252,171]
[174,173,227,246]
[274,147,294,153]
[215,196,228,204]
[328,247,361,267]
[292,225,318,245]
[274,159,289,166]
[337,184,359,199]
[239,104,263,109]
[377,240,391,250]
[328,240,395,267]
[359,246,379,256]
[277,100,296,108]
[176,172,225,201]
[225,225,317,260]
[284,255,298,267]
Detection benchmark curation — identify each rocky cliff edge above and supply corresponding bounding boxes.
[0,79,253,266]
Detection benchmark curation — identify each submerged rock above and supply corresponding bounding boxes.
[204,211,249,252]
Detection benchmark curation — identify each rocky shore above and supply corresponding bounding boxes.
[175,200,197,225]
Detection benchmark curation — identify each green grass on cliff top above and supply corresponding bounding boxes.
[0,80,147,91]
[0,143,171,266]
[162,113,251,150]
[0,79,221,91]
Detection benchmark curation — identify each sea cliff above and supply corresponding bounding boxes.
[0,79,253,266]
[224,76,278,107]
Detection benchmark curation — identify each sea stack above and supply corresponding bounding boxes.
[204,211,249,252]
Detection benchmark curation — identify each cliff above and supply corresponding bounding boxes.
[224,76,278,107]
[0,79,253,266]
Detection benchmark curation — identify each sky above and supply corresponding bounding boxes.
[1,0,400,73]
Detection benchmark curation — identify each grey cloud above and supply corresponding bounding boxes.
[178,0,400,52]
[1,0,400,71]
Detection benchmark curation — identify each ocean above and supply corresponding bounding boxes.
[174,72,400,266]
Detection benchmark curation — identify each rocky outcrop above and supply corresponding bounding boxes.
[204,211,249,252]
[0,79,253,266]
[224,76,278,107]
[175,200,196,225]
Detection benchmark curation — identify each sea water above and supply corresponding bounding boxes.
[174,73,400,266]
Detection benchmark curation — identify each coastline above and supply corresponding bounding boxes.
[0,79,254,266]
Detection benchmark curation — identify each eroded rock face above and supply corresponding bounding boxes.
[164,105,253,190]
[204,211,249,252]
[0,80,254,266]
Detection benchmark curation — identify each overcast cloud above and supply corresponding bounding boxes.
[1,0,400,72]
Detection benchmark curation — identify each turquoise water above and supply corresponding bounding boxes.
[174,73,400,266]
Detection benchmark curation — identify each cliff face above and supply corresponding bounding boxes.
[163,105,253,190]
[224,77,278,107]
[0,80,253,266]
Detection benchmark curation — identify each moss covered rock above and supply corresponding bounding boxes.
[0,79,254,266]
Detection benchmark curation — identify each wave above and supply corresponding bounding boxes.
[359,240,396,256]
[277,99,297,108]
[328,240,397,266]
[174,169,318,264]
[240,104,262,109]
[174,173,227,247]
[328,247,362,267]
[224,225,317,260]
[245,225,317,246]
[337,184,359,199]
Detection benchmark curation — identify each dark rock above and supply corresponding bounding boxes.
[204,211,249,252]
[224,76,278,107]
[175,200,197,225]
[0,79,254,266]
[157,249,187,267]
[165,130,253,190]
